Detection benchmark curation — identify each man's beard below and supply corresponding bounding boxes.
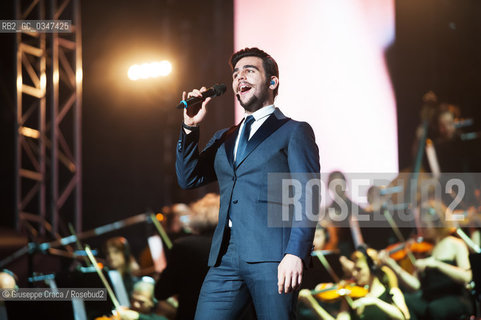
[237,83,269,113]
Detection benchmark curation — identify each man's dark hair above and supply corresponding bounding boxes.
[230,47,279,98]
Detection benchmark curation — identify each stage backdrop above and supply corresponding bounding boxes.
[234,0,398,202]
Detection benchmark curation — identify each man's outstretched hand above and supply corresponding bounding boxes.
[278,254,303,294]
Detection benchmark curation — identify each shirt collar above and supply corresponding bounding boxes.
[244,104,276,122]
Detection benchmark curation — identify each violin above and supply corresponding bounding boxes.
[94,315,119,320]
[311,282,369,302]
[385,238,433,261]
[382,237,433,274]
[299,282,369,320]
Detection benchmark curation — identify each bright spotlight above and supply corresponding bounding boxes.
[128,60,172,81]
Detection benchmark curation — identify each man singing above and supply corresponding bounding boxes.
[175,47,320,319]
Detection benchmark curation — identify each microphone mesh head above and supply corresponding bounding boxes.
[213,83,227,96]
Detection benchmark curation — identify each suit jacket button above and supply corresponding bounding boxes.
[233,200,238,204]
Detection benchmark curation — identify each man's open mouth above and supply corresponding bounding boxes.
[238,84,252,95]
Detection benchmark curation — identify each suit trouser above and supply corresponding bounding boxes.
[194,229,298,320]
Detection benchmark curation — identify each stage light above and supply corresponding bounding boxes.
[156,213,164,221]
[20,126,40,139]
[128,61,172,81]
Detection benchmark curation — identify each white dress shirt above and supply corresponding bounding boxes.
[230,104,276,227]
[233,104,276,162]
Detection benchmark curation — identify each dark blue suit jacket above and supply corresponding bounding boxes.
[176,109,320,267]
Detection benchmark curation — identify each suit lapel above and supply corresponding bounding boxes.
[224,123,241,168]
[235,113,290,168]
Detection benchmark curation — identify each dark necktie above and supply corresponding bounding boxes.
[235,115,255,164]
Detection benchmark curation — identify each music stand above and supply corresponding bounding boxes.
[56,267,115,319]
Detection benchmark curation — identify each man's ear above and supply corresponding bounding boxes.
[269,77,279,89]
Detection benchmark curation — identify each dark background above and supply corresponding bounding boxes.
[388,0,481,169]
[0,0,234,234]
[1,0,480,258]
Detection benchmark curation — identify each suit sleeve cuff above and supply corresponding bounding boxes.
[182,122,200,131]
[284,240,314,265]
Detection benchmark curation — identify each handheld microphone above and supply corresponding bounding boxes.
[176,83,227,109]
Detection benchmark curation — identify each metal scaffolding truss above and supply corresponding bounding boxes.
[15,0,82,237]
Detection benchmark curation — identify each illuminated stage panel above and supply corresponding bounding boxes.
[234,0,398,177]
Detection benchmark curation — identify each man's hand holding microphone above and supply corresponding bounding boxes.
[178,84,226,133]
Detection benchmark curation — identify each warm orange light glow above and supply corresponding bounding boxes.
[40,73,47,91]
[97,262,104,269]
[156,213,164,221]
[20,126,40,139]
[76,69,83,83]
[128,61,172,81]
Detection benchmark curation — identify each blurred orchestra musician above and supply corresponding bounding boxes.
[299,246,410,320]
[429,103,460,144]
[430,103,481,216]
[155,193,219,320]
[379,200,473,320]
[471,181,481,247]
[359,185,397,251]
[0,269,17,289]
[313,224,328,252]
[324,171,365,257]
[410,92,480,174]
[0,269,18,320]
[427,103,470,173]
[300,223,340,291]
[161,203,193,242]
[105,237,141,299]
[138,204,192,279]
[117,278,167,320]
